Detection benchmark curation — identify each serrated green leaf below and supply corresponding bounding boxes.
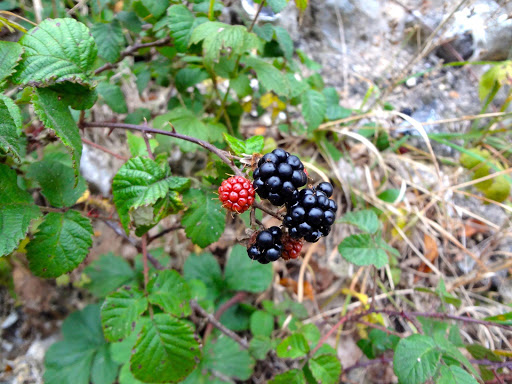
[84,253,137,297]
[276,333,309,358]
[119,363,156,384]
[393,334,441,384]
[230,74,252,97]
[0,94,22,161]
[301,89,326,130]
[438,365,479,384]
[224,244,273,293]
[299,323,321,347]
[339,210,380,234]
[241,56,289,97]
[101,285,148,342]
[249,335,272,360]
[91,344,120,384]
[113,156,190,233]
[26,160,86,208]
[116,11,143,34]
[111,318,149,364]
[308,354,341,384]
[32,88,82,180]
[273,26,293,59]
[44,305,118,384]
[141,0,170,19]
[433,333,480,379]
[246,136,264,154]
[175,67,208,92]
[97,82,128,114]
[267,0,288,13]
[338,234,389,268]
[26,210,93,278]
[130,314,200,383]
[250,310,274,337]
[48,82,98,110]
[168,5,196,52]
[147,270,191,317]
[223,133,246,155]
[182,188,225,248]
[0,164,41,257]
[203,336,255,380]
[270,369,306,384]
[14,18,97,86]
[91,20,125,63]
[183,252,223,301]
[253,23,274,42]
[0,41,23,84]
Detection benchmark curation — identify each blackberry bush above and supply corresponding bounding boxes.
[253,149,308,206]
[247,226,283,264]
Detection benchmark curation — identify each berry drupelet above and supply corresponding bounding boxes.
[283,182,337,243]
[253,148,308,206]
[218,176,255,213]
[281,234,304,260]
[247,226,283,264]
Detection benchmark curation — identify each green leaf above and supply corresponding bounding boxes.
[0,41,23,84]
[44,305,119,384]
[270,369,306,384]
[147,270,191,317]
[97,82,128,114]
[338,234,388,268]
[203,336,255,380]
[250,310,274,337]
[253,23,274,42]
[91,344,120,384]
[299,323,321,347]
[101,285,148,342]
[126,131,158,157]
[276,333,309,359]
[113,156,190,233]
[111,318,149,364]
[48,82,98,110]
[224,244,273,293]
[26,210,93,278]
[14,18,97,86]
[0,164,41,257]
[433,333,479,379]
[308,354,342,384]
[484,311,512,325]
[241,56,289,97]
[0,94,22,161]
[393,334,441,384]
[246,135,265,154]
[130,314,200,383]
[267,0,288,13]
[230,74,252,97]
[84,253,137,297]
[26,160,86,208]
[378,188,400,203]
[223,133,264,156]
[91,20,125,63]
[438,365,479,384]
[301,89,326,131]
[182,188,225,248]
[168,5,197,52]
[175,67,209,92]
[32,88,82,179]
[273,26,293,59]
[249,335,272,360]
[339,210,380,234]
[183,252,223,301]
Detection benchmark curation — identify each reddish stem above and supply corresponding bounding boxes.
[203,292,247,342]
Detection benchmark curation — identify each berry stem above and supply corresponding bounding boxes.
[252,201,283,220]
[203,291,247,342]
[82,121,243,176]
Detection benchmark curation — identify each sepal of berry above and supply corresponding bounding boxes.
[218,176,255,213]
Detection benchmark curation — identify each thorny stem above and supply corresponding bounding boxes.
[147,224,182,245]
[190,299,249,349]
[203,292,247,342]
[82,121,243,177]
[81,137,129,161]
[94,37,171,75]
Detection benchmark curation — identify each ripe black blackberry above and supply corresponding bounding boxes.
[253,148,308,206]
[283,183,337,243]
[247,226,283,264]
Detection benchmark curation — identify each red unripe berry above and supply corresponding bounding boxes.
[281,234,304,260]
[219,176,255,213]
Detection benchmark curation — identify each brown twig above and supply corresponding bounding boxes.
[81,137,129,161]
[252,201,283,220]
[147,224,182,244]
[190,299,249,349]
[203,292,247,342]
[141,234,150,290]
[82,121,243,176]
[94,37,171,75]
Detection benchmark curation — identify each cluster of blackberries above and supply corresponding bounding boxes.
[247,226,283,264]
[253,148,308,206]
[284,182,337,243]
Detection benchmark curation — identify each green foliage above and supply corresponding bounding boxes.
[147,270,191,316]
[0,164,41,256]
[339,209,380,234]
[438,365,479,384]
[91,20,126,63]
[0,94,22,162]
[0,41,23,85]
[223,134,264,156]
[393,334,441,384]
[224,244,273,293]
[308,354,342,384]
[26,210,93,278]
[203,336,255,380]
[301,89,326,130]
[97,82,128,114]
[44,305,119,384]
[276,333,309,358]
[250,310,274,337]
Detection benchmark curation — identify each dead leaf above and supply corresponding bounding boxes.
[279,278,314,300]
[415,234,439,281]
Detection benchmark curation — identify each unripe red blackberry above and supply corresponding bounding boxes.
[218,176,255,213]
[281,234,304,260]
